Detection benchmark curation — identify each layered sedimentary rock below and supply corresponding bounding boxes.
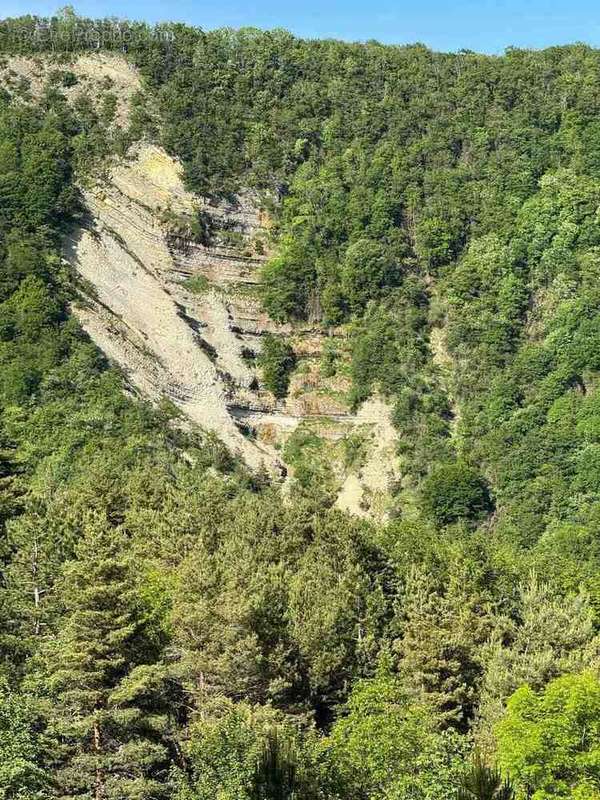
[19,50,403,514]
[63,140,401,511]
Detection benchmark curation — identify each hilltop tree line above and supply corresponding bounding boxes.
[1,14,600,800]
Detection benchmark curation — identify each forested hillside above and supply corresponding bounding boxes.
[2,10,600,800]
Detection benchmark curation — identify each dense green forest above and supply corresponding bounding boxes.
[2,9,600,799]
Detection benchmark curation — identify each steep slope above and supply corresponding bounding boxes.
[66,144,281,473]
[0,52,140,124]
[64,140,401,510]
[3,49,402,510]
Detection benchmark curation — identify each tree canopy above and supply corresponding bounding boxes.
[1,14,600,799]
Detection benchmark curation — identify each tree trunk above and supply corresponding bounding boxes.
[93,717,103,800]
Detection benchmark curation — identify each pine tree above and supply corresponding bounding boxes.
[395,565,490,730]
[1,502,78,674]
[36,521,173,800]
[457,753,514,800]
[476,573,600,754]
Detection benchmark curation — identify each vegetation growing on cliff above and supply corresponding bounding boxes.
[1,11,600,799]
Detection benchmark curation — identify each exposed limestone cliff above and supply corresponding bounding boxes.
[16,53,405,515]
[0,52,140,125]
[65,144,281,472]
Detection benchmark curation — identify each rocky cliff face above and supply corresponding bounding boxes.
[0,52,140,125]
[3,53,401,515]
[65,144,284,473]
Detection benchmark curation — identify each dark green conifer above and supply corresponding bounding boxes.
[38,522,173,799]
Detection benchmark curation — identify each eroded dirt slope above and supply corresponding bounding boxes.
[0,52,141,125]
[66,144,281,472]
[15,53,405,514]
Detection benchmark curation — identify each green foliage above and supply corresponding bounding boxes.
[341,238,401,313]
[175,705,261,800]
[282,427,337,504]
[328,667,466,800]
[175,705,334,800]
[258,334,296,398]
[181,274,210,295]
[349,289,429,407]
[497,672,600,800]
[0,681,48,798]
[457,754,514,800]
[170,498,390,720]
[394,564,490,730]
[261,237,316,322]
[476,575,600,754]
[36,523,174,799]
[421,462,493,526]
[251,729,297,800]
[6,16,600,800]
